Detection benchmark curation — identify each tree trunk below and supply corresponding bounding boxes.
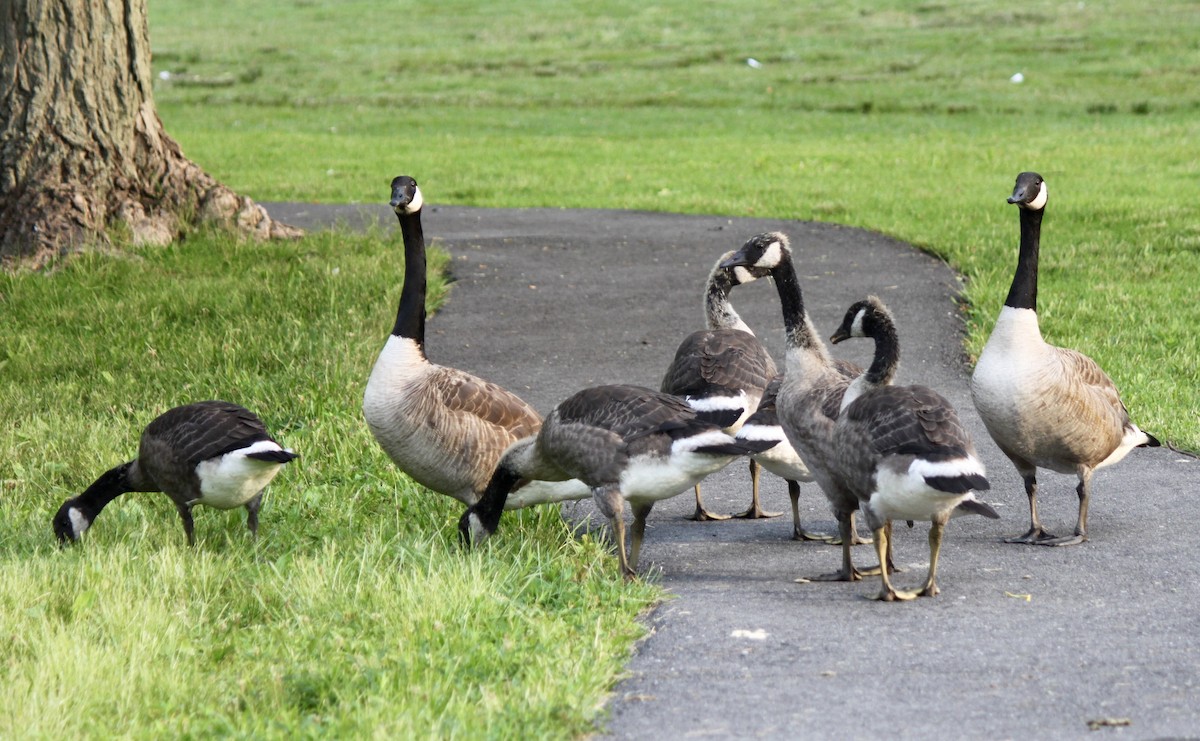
[0,0,300,267]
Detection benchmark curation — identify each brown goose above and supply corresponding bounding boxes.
[660,252,779,520]
[458,384,770,579]
[362,176,587,509]
[830,297,996,600]
[970,172,1159,546]
[52,401,297,545]
[720,233,881,581]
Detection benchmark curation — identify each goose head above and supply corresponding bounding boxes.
[715,250,773,289]
[52,500,91,544]
[829,296,892,345]
[389,175,424,216]
[719,231,791,272]
[1007,171,1047,211]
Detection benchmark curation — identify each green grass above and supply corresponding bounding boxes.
[147,0,1200,451]
[0,228,657,737]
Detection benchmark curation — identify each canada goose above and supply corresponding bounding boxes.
[830,297,997,600]
[458,384,772,579]
[52,401,297,545]
[363,175,588,510]
[660,252,779,520]
[720,232,881,581]
[733,375,833,541]
[970,171,1160,546]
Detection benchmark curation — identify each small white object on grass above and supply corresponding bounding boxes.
[1010,72,1025,84]
[746,58,763,69]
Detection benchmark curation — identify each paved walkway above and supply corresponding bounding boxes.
[268,202,1199,739]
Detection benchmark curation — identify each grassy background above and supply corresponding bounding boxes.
[0,229,656,737]
[3,0,1198,737]
[150,0,1199,451]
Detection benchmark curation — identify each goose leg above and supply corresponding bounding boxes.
[871,524,916,602]
[735,460,783,519]
[174,502,196,547]
[1039,471,1091,547]
[916,518,946,597]
[1005,470,1060,544]
[628,502,654,574]
[688,484,730,522]
[808,510,878,582]
[245,492,263,538]
[788,481,833,541]
[828,510,874,546]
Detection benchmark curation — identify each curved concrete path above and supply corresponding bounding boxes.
[268,202,1198,740]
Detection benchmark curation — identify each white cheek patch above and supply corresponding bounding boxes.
[732,266,757,285]
[850,308,867,338]
[68,507,90,536]
[759,241,783,269]
[1026,181,1047,210]
[405,186,424,214]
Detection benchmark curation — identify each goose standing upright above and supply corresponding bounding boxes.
[52,401,297,545]
[829,297,997,600]
[720,233,881,581]
[970,171,1159,546]
[363,175,587,510]
[660,253,779,520]
[458,385,771,579]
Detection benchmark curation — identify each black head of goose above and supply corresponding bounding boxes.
[660,251,779,521]
[458,384,774,579]
[830,297,997,601]
[363,175,589,510]
[970,172,1160,547]
[52,401,297,546]
[720,232,879,581]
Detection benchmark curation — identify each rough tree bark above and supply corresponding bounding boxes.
[0,0,300,267]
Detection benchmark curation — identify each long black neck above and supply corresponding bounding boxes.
[461,465,521,540]
[865,318,900,386]
[1004,207,1042,311]
[392,209,427,341]
[771,255,822,353]
[75,461,137,514]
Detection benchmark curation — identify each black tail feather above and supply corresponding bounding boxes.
[925,473,990,495]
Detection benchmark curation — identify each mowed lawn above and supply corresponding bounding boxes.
[2,1,1197,737]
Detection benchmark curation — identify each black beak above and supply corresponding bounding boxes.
[829,329,849,344]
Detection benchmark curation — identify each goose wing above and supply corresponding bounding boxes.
[844,386,975,460]
[661,329,776,398]
[142,401,274,468]
[1053,346,1135,426]
[431,366,543,441]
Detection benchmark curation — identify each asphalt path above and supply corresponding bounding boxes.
[267,202,1199,740]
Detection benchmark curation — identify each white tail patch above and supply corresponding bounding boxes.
[908,456,986,482]
[686,392,749,414]
[1097,425,1152,470]
[195,440,288,509]
[671,429,738,454]
[736,423,784,442]
[871,456,985,521]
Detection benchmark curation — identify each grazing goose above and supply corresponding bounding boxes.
[830,297,997,600]
[733,375,833,541]
[720,232,881,582]
[363,175,587,510]
[52,401,297,545]
[458,384,772,579]
[970,171,1160,546]
[660,252,779,520]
